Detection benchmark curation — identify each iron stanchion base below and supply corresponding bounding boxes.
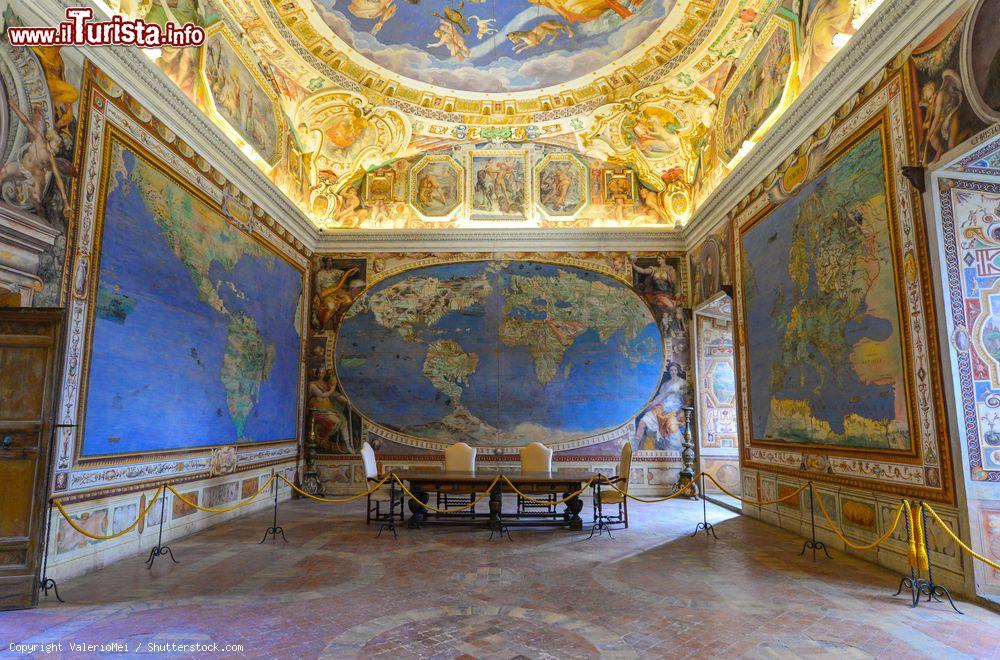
[376,518,397,540]
[39,577,63,603]
[145,545,178,569]
[799,539,832,561]
[692,521,718,539]
[588,516,615,540]
[895,576,962,614]
[259,526,288,544]
[489,524,512,541]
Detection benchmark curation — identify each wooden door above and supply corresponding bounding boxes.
[0,309,63,610]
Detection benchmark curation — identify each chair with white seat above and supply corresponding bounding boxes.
[517,442,557,515]
[594,441,632,529]
[361,442,403,525]
[436,442,478,516]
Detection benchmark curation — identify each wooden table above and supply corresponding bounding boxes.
[393,469,598,531]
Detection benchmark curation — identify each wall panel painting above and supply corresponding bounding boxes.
[717,14,796,165]
[962,0,1000,124]
[733,72,951,502]
[909,3,988,166]
[740,123,909,452]
[468,151,530,222]
[201,24,282,165]
[77,135,304,458]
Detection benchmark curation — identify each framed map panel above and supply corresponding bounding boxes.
[732,71,952,502]
[53,64,308,495]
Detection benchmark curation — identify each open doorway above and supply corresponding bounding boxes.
[692,292,742,511]
[930,128,1000,605]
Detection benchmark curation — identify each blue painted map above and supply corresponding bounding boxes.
[335,261,664,445]
[80,144,302,457]
[741,129,910,450]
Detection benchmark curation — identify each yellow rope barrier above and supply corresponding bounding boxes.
[594,475,698,503]
[279,473,393,503]
[167,475,276,514]
[392,474,500,513]
[53,486,164,541]
[814,493,904,552]
[500,475,599,506]
[924,503,1000,572]
[701,474,810,507]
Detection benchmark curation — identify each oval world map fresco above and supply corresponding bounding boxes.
[335,261,664,445]
[310,0,678,93]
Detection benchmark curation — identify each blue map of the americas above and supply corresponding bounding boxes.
[82,144,302,456]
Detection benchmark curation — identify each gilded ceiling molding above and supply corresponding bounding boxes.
[314,228,685,253]
[30,0,319,252]
[682,0,956,249]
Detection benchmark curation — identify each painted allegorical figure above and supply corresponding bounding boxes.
[308,369,355,453]
[312,257,365,332]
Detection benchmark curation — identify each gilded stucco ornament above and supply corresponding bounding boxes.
[296,89,410,223]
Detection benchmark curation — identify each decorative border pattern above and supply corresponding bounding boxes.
[933,170,1000,483]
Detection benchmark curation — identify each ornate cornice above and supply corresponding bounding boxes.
[683,0,955,248]
[29,0,318,252]
[315,228,685,253]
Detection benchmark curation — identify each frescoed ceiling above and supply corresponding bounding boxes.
[100,0,885,231]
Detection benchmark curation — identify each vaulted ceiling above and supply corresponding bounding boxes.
[113,0,883,230]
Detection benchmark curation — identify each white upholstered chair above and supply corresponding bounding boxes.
[594,442,632,528]
[444,442,477,471]
[517,442,557,515]
[361,442,403,525]
[437,442,478,515]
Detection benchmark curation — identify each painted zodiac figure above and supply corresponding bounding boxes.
[507,20,573,53]
[528,0,636,22]
[428,20,471,61]
[348,0,397,35]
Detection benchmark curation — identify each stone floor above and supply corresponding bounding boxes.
[4,496,1000,659]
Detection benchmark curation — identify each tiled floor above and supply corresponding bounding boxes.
[4,496,1000,659]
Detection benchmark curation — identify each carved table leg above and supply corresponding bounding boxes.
[489,483,502,531]
[564,490,584,530]
[407,486,429,528]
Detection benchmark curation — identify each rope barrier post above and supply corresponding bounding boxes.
[893,500,920,606]
[145,486,178,569]
[691,471,717,539]
[799,483,831,561]
[38,498,63,603]
[260,469,288,543]
[588,478,614,540]
[376,477,398,541]
[913,504,961,614]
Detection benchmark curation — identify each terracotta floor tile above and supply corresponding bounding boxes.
[2,496,998,658]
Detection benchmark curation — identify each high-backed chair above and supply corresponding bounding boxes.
[594,442,632,528]
[517,442,556,515]
[361,442,403,525]
[436,442,478,516]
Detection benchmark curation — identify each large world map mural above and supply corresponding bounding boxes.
[334,261,664,445]
[80,143,303,457]
[740,127,910,451]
